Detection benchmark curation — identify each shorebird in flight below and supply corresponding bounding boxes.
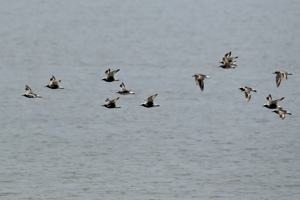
[239,86,257,101]
[45,75,64,89]
[102,68,120,82]
[102,97,121,108]
[140,94,159,108]
[116,82,135,95]
[192,74,210,91]
[22,85,42,98]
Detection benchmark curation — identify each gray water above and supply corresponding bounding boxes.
[1,0,300,199]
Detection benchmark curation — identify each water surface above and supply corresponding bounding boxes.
[1,1,300,199]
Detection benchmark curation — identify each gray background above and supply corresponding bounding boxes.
[1,0,300,199]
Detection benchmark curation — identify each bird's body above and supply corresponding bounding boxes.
[219,56,237,69]
[192,74,210,91]
[102,97,121,108]
[273,106,292,119]
[219,51,238,69]
[117,82,135,95]
[263,94,284,109]
[220,51,238,63]
[22,85,42,98]
[102,68,120,82]
[273,70,292,87]
[239,86,257,101]
[45,76,64,89]
[141,94,159,108]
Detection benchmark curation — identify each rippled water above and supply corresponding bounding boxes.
[1,0,300,199]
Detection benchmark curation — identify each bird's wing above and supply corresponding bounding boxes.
[108,69,120,76]
[147,94,157,102]
[25,85,33,94]
[275,74,282,87]
[245,92,251,101]
[198,79,204,91]
[110,97,120,104]
[266,94,272,101]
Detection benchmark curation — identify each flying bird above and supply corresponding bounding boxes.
[273,106,292,119]
[102,68,120,82]
[22,85,42,98]
[116,82,135,95]
[220,51,238,63]
[219,51,238,69]
[239,86,257,101]
[273,70,292,87]
[102,97,121,108]
[219,56,237,69]
[192,74,210,91]
[45,75,64,89]
[140,94,159,108]
[263,94,284,109]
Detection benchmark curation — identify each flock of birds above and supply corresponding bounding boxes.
[22,51,293,119]
[100,68,159,108]
[192,52,293,120]
[21,71,159,108]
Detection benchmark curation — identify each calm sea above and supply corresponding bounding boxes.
[1,0,300,199]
